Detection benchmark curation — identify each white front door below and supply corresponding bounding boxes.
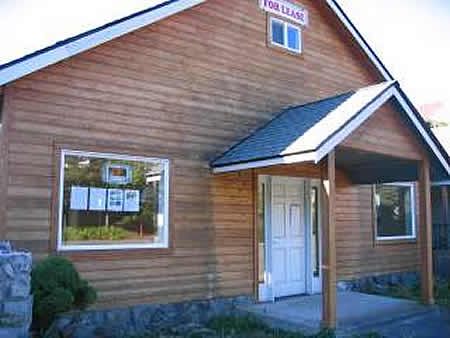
[271,177,306,297]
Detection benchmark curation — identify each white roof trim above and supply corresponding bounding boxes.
[212,152,316,174]
[315,85,397,163]
[393,90,450,175]
[432,181,450,186]
[0,0,205,86]
[326,0,393,81]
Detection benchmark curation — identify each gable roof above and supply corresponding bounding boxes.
[211,81,450,179]
[0,0,205,86]
[0,0,392,86]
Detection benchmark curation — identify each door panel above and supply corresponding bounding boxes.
[289,248,304,281]
[273,249,287,283]
[271,178,306,297]
[290,204,302,236]
[272,203,286,238]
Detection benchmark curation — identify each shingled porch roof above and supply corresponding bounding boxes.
[211,81,450,181]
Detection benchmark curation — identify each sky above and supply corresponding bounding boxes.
[0,0,164,66]
[340,0,450,121]
[0,1,449,120]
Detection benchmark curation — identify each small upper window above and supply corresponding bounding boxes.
[375,183,416,240]
[270,17,302,53]
[58,150,170,251]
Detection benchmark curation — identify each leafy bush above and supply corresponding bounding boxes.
[64,225,128,241]
[31,256,97,332]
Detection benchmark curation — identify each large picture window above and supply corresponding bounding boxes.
[375,183,416,240]
[58,150,170,251]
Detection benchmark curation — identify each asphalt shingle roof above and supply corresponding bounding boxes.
[211,82,394,168]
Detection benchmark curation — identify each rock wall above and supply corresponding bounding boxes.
[337,271,420,293]
[0,241,33,338]
[45,296,252,338]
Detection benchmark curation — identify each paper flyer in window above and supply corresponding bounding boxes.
[107,189,124,212]
[124,190,140,212]
[89,188,107,211]
[70,186,88,210]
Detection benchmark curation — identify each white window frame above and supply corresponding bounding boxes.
[57,149,170,251]
[269,17,302,54]
[375,182,417,241]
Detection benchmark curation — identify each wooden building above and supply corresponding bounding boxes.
[1,0,449,328]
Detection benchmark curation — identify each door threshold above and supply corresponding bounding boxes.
[274,293,309,302]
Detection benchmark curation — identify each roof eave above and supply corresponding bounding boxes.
[0,0,205,86]
[212,151,317,174]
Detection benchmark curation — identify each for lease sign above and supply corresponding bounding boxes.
[259,0,309,26]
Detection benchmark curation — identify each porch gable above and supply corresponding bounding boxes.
[211,81,450,182]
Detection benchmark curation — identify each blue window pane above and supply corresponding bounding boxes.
[272,21,284,45]
[287,26,300,51]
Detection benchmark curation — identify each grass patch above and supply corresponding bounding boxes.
[127,315,383,338]
[64,225,129,241]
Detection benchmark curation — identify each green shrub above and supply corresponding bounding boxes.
[31,256,97,332]
[64,225,128,241]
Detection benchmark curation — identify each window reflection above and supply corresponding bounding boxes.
[60,151,169,248]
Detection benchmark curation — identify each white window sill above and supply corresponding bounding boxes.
[377,236,416,241]
[58,242,169,252]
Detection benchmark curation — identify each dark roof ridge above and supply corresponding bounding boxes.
[280,90,355,113]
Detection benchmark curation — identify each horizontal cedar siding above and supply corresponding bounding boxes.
[342,100,424,160]
[4,0,383,306]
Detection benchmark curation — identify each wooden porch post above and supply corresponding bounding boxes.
[321,150,337,328]
[418,158,434,305]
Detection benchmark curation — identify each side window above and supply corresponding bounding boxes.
[374,183,416,240]
[269,17,302,54]
[58,150,170,251]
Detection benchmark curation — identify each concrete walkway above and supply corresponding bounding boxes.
[237,291,449,337]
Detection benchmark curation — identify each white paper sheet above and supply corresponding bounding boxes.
[107,189,124,212]
[70,186,88,210]
[89,188,107,211]
[124,190,140,212]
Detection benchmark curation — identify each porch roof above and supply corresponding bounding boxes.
[211,81,450,181]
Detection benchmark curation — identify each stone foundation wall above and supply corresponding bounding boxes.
[434,250,450,279]
[0,241,33,338]
[45,295,253,338]
[337,271,420,293]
